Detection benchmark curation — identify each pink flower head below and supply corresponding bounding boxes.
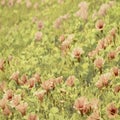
[72,48,84,60]
[111,67,119,76]
[1,0,5,6]
[108,51,116,60]
[10,71,19,83]
[28,77,36,88]
[106,103,118,119]
[0,98,7,109]
[95,19,105,31]
[66,75,75,87]
[26,0,32,8]
[16,102,28,116]
[10,95,21,107]
[78,1,89,10]
[41,79,55,92]
[73,97,91,115]
[33,73,41,83]
[19,74,28,85]
[34,90,46,102]
[37,20,44,30]
[59,34,65,42]
[4,89,13,100]
[28,113,39,120]
[3,105,12,116]
[94,57,104,69]
[35,31,43,42]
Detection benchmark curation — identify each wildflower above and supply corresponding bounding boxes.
[108,51,116,60]
[106,103,118,119]
[94,57,104,71]
[33,73,41,83]
[88,50,98,59]
[66,76,75,87]
[98,3,110,16]
[109,28,117,38]
[28,113,38,120]
[111,67,119,76]
[73,97,91,115]
[16,102,28,116]
[28,77,36,88]
[0,98,7,109]
[10,71,19,83]
[114,85,120,93]
[59,34,65,42]
[8,0,14,7]
[37,20,44,30]
[1,0,5,6]
[54,76,63,85]
[0,81,6,91]
[95,19,105,31]
[3,105,12,116]
[34,90,46,102]
[53,17,63,29]
[72,48,84,61]
[35,32,43,42]
[87,110,100,120]
[78,1,89,10]
[26,0,32,8]
[10,95,21,107]
[19,74,28,85]
[41,79,55,92]
[0,59,5,71]
[4,89,13,100]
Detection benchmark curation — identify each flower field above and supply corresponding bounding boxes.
[0,0,120,120]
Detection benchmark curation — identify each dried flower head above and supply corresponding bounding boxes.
[66,75,75,87]
[94,57,104,69]
[73,97,91,115]
[35,31,43,42]
[28,113,39,120]
[95,19,105,31]
[106,103,118,119]
[16,102,28,116]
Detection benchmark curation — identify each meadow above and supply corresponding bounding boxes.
[0,0,120,120]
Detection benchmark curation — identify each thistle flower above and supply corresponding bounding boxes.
[1,0,5,6]
[106,103,118,119]
[95,73,111,89]
[0,59,5,71]
[26,0,32,8]
[8,0,14,7]
[94,57,104,70]
[35,31,43,42]
[33,73,41,83]
[59,34,65,42]
[0,98,7,109]
[37,20,44,30]
[72,48,84,61]
[28,113,39,120]
[53,17,63,29]
[10,95,21,107]
[111,67,119,76]
[41,79,55,92]
[87,110,100,120]
[98,3,110,16]
[66,76,75,87]
[108,51,116,60]
[34,90,46,102]
[4,89,13,100]
[73,97,91,115]
[109,28,117,38]
[3,105,12,116]
[10,71,19,83]
[16,102,28,116]
[28,77,36,88]
[0,81,6,91]
[114,85,120,93]
[54,76,63,85]
[19,74,28,85]
[95,19,105,31]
